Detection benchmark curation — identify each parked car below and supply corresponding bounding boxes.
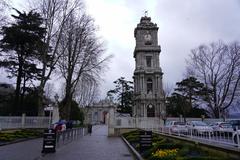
[186,121,213,135]
[209,122,233,134]
[228,120,240,131]
[165,121,188,134]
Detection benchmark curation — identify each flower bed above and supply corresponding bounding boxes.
[122,130,234,160]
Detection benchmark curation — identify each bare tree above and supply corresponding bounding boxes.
[0,0,10,27]
[163,82,174,98]
[44,82,54,99]
[186,41,240,118]
[57,12,111,120]
[75,74,100,107]
[28,0,83,115]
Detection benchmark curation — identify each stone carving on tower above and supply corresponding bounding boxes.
[132,16,165,118]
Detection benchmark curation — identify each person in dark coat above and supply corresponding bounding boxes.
[88,123,92,135]
[66,121,73,129]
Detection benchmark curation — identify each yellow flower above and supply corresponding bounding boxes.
[152,149,178,158]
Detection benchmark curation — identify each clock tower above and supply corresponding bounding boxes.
[133,16,165,117]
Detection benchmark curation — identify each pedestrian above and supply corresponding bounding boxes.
[54,123,62,132]
[88,123,92,135]
[66,120,73,129]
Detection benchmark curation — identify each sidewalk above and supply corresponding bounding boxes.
[41,125,134,160]
[0,138,42,160]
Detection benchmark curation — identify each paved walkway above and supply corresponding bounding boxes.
[0,125,134,160]
[41,125,134,160]
[0,138,42,160]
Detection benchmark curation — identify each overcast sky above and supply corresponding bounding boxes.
[3,0,240,99]
[84,0,240,98]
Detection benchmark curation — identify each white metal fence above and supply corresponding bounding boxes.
[0,116,50,130]
[147,124,240,149]
[166,117,226,124]
[114,117,240,149]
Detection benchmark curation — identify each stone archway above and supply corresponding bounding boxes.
[147,104,155,117]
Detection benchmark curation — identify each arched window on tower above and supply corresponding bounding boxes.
[146,56,152,67]
[147,78,153,94]
[147,104,155,117]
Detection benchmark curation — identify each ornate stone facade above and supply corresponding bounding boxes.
[85,99,116,124]
[133,16,165,117]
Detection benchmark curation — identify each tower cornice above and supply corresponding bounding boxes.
[134,46,161,58]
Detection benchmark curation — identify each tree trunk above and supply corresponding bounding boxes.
[60,74,73,120]
[59,94,72,120]
[37,87,45,116]
[20,73,26,114]
[14,57,23,115]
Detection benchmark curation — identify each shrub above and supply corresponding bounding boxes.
[125,134,139,143]
[152,135,163,142]
[0,129,43,142]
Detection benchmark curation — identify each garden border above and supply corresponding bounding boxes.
[152,131,240,159]
[121,136,144,160]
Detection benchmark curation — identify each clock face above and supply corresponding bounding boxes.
[144,31,152,45]
[148,104,153,109]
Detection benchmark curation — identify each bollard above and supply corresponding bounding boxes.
[237,127,240,148]
[190,129,193,138]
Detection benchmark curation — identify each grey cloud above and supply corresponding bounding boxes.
[153,0,240,87]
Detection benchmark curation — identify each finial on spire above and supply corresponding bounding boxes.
[144,10,148,17]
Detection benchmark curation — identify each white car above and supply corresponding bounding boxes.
[165,121,188,134]
[209,122,233,134]
[187,121,213,135]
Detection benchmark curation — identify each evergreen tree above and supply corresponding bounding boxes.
[107,77,133,115]
[0,9,47,114]
[70,100,84,123]
[58,99,84,123]
[166,92,190,118]
[166,92,208,119]
[175,76,204,109]
[166,77,209,119]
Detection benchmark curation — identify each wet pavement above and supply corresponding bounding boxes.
[0,138,42,160]
[41,125,134,160]
[0,125,134,160]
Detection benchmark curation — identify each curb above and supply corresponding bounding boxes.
[121,136,144,160]
[0,137,42,147]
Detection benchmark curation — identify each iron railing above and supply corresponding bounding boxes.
[55,127,87,148]
[146,124,240,149]
[114,117,240,149]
